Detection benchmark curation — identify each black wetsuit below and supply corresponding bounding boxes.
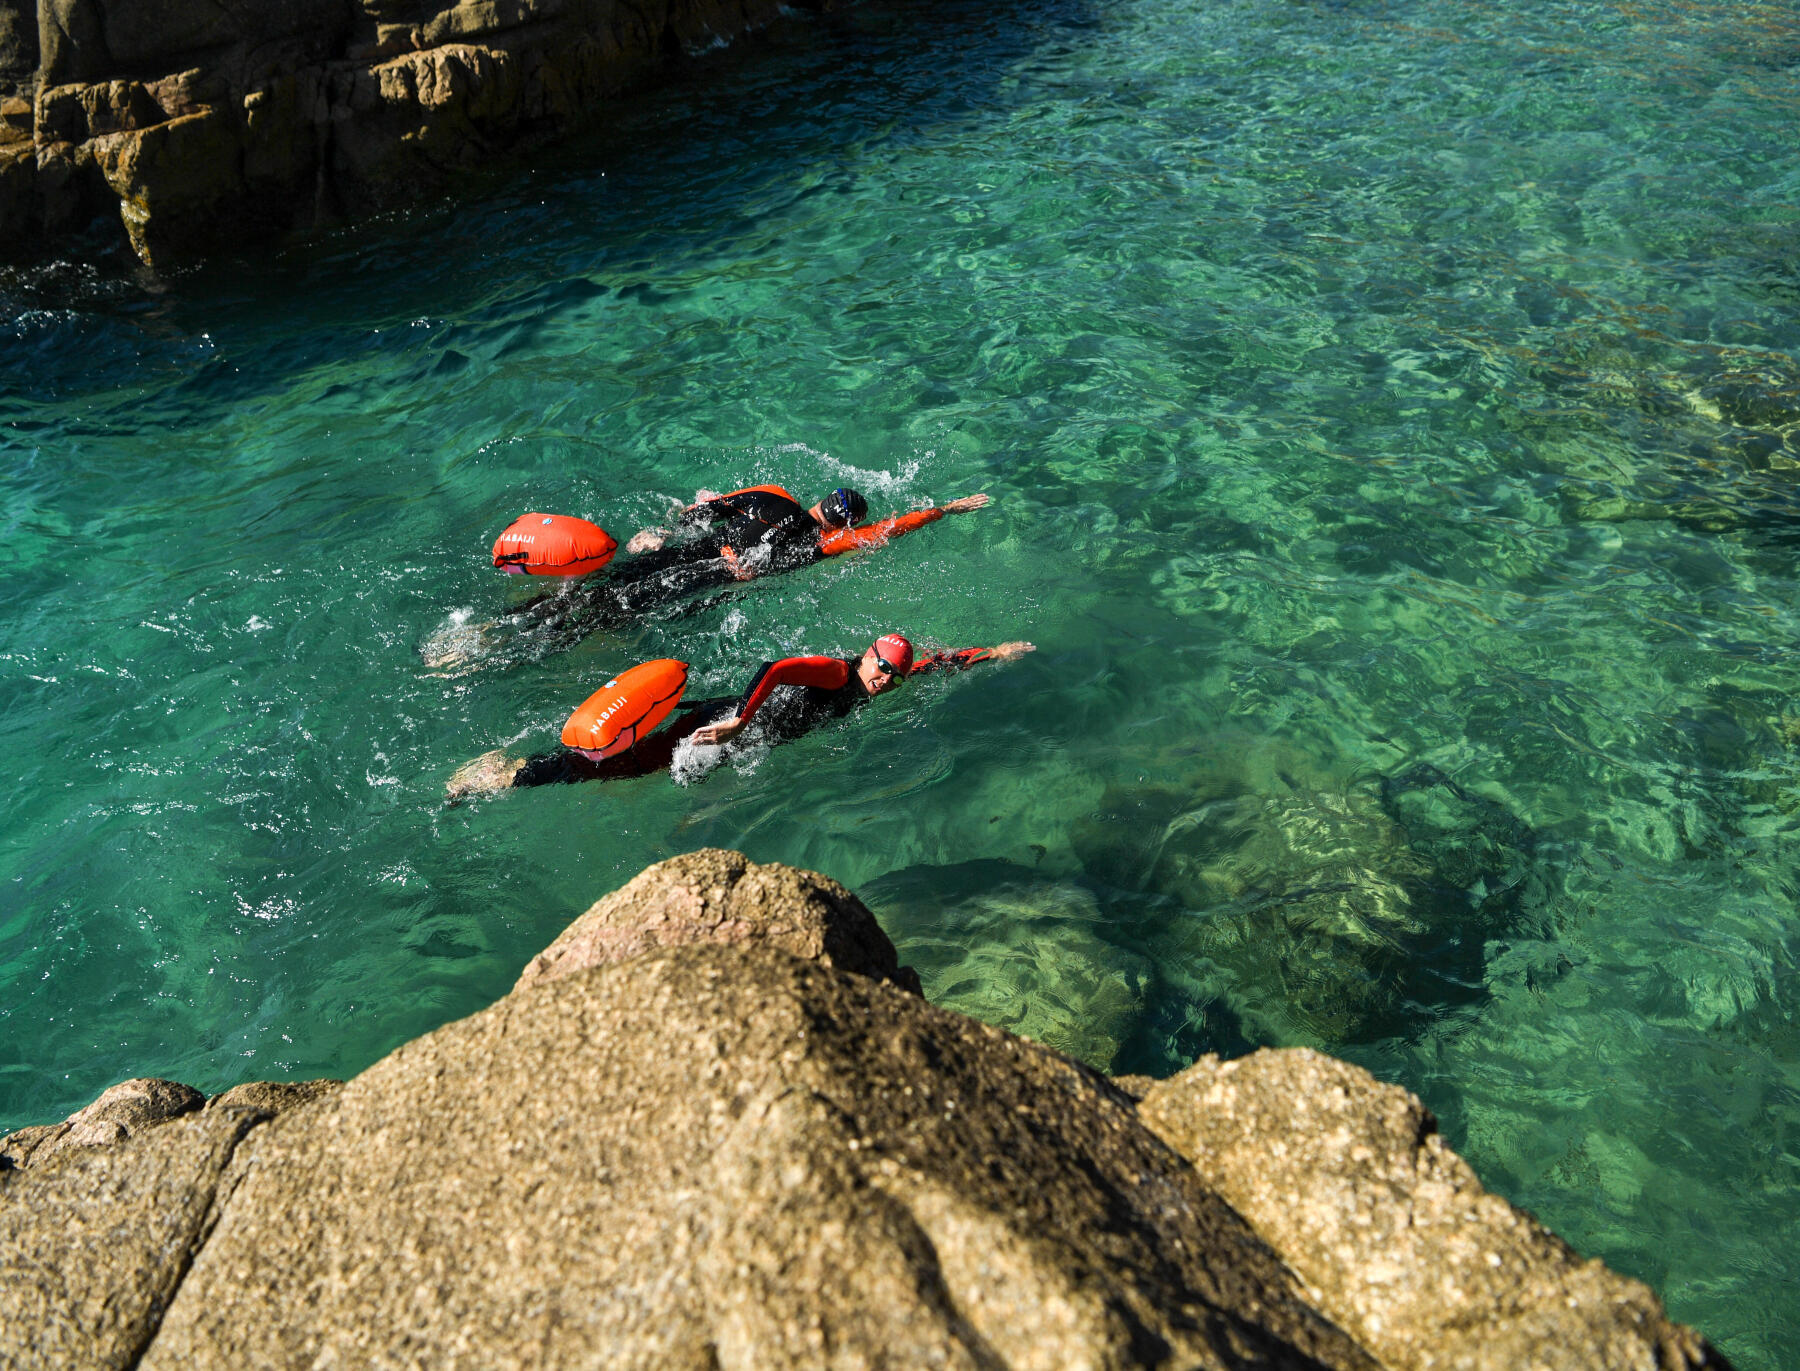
[494,490,825,655]
[674,488,825,574]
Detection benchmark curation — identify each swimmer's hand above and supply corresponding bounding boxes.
[693,488,722,504]
[988,640,1034,661]
[626,529,666,554]
[943,493,990,514]
[690,716,745,746]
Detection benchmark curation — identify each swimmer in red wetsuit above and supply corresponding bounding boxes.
[444,634,1034,799]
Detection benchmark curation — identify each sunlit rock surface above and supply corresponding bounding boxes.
[515,844,924,995]
[0,850,1729,1369]
[1139,1049,1723,1371]
[0,0,822,265]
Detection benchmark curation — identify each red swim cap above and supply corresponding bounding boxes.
[872,633,914,675]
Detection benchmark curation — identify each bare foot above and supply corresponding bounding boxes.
[421,618,502,673]
[445,750,526,804]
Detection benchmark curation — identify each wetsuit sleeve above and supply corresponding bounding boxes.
[735,656,851,722]
[908,647,996,676]
[817,506,945,557]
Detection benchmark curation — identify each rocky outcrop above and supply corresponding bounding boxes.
[0,850,1730,1369]
[0,0,819,265]
[515,844,925,994]
[141,943,1379,1370]
[1,1074,340,1172]
[1138,1050,1721,1371]
[0,1076,202,1170]
[0,1105,270,1369]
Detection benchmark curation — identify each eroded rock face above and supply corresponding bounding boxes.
[515,847,924,995]
[204,1078,345,1116]
[0,0,814,264]
[1,1075,342,1172]
[1137,1049,1728,1371]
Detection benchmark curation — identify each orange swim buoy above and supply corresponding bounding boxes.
[562,659,690,760]
[492,513,618,576]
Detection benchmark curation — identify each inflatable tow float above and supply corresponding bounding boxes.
[562,659,690,760]
[492,513,618,576]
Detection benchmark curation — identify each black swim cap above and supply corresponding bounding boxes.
[826,487,868,527]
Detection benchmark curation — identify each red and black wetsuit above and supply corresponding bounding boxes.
[681,487,820,576]
[729,646,1000,741]
[512,645,1000,787]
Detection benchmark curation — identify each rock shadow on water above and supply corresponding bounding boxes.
[1070,747,1551,1055]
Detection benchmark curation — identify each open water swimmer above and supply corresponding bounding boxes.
[444,634,1034,800]
[422,485,993,671]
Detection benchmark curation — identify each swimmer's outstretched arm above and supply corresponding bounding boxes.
[691,642,1033,746]
[816,492,991,556]
[909,640,1034,674]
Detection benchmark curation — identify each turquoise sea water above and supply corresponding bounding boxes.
[4,0,1799,1361]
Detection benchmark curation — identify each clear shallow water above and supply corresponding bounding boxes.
[3,0,1798,1361]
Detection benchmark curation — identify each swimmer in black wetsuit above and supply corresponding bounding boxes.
[428,486,993,670]
[443,634,1034,799]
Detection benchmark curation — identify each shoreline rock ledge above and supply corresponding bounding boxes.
[1,849,1731,1369]
[0,0,822,267]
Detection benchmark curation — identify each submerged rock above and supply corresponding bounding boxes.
[1072,745,1544,1047]
[863,858,1153,1073]
[0,849,1728,1369]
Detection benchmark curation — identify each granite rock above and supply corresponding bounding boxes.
[1,1075,342,1173]
[143,943,1377,1370]
[0,852,1733,1370]
[0,1104,269,1370]
[0,1076,203,1170]
[0,0,816,263]
[1137,1048,1728,1371]
[204,1078,345,1115]
[515,846,924,994]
